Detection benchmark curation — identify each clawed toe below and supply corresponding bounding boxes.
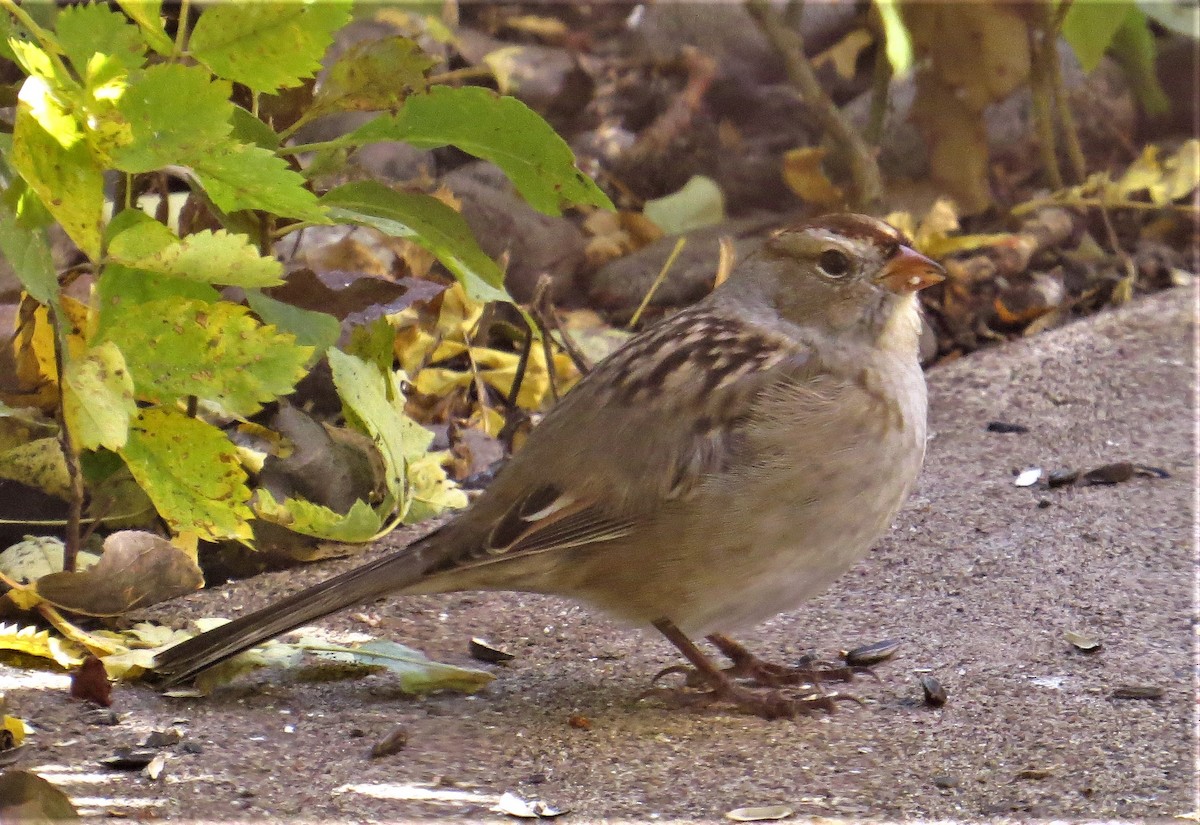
[641,680,859,720]
[649,620,884,721]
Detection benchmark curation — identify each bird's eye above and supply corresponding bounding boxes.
[817,249,851,278]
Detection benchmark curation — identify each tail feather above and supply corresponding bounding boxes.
[154,531,447,686]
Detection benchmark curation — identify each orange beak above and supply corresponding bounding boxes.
[874,246,945,294]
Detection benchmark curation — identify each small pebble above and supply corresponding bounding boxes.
[370,725,409,758]
[921,675,948,707]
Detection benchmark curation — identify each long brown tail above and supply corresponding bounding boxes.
[153,529,450,686]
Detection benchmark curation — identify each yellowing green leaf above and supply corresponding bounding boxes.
[403,451,467,525]
[1063,0,1135,72]
[313,36,433,115]
[254,489,382,542]
[305,639,492,695]
[100,297,311,416]
[115,0,174,55]
[0,437,71,501]
[56,2,145,75]
[12,85,105,258]
[2,714,27,746]
[193,142,327,222]
[188,0,352,94]
[120,408,254,542]
[327,348,433,515]
[62,341,135,451]
[110,63,235,173]
[108,212,284,287]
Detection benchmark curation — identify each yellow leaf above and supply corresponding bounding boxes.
[1162,139,1200,203]
[3,714,27,745]
[812,28,874,80]
[0,622,83,668]
[781,147,844,209]
[413,367,472,398]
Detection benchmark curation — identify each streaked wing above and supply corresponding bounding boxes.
[424,305,815,574]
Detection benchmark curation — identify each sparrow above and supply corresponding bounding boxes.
[154,213,944,719]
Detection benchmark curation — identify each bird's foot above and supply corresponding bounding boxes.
[648,619,868,720]
[643,673,859,720]
[706,633,865,688]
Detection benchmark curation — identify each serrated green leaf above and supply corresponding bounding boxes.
[193,142,327,222]
[230,105,281,150]
[327,348,433,514]
[306,639,492,695]
[254,489,382,542]
[0,198,59,309]
[56,2,145,75]
[115,0,174,55]
[188,0,352,94]
[322,181,509,304]
[94,264,221,338]
[99,297,312,416]
[245,290,341,359]
[349,86,613,215]
[62,341,135,451]
[107,211,284,286]
[119,408,254,541]
[12,88,105,258]
[110,63,234,173]
[312,36,434,115]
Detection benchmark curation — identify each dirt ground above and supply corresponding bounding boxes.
[1,284,1194,822]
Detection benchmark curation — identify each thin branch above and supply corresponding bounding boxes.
[1027,20,1063,189]
[745,0,883,208]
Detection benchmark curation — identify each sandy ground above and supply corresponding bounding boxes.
[1,284,1195,822]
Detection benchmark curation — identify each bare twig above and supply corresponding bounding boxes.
[531,274,591,376]
[1041,3,1086,183]
[49,307,83,573]
[745,0,883,208]
[1027,20,1063,189]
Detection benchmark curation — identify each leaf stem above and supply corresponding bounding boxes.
[173,0,192,57]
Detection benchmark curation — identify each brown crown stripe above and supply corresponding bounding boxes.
[789,213,910,248]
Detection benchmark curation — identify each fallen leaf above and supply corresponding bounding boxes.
[34,531,203,616]
[0,770,79,821]
[782,147,844,209]
[725,805,794,822]
[1064,630,1102,653]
